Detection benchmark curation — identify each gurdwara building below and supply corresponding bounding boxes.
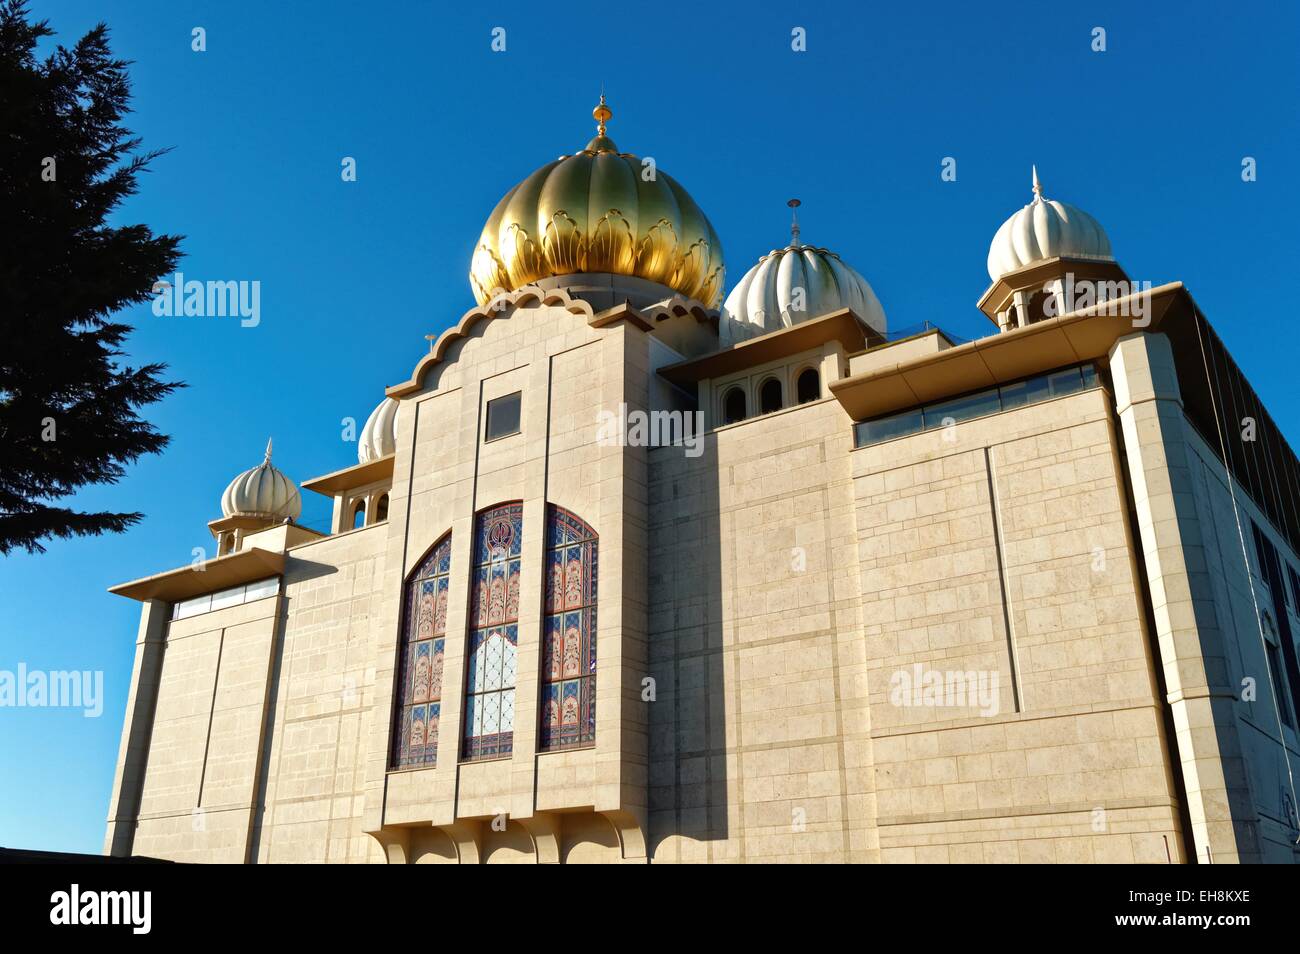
[105,101,1300,863]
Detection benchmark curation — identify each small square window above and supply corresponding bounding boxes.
[485,391,522,442]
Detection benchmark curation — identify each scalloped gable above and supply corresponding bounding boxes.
[386,285,595,398]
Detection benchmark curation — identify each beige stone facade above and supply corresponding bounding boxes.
[104,267,1300,863]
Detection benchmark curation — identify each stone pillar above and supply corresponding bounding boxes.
[697,378,712,430]
[330,493,344,535]
[820,340,844,393]
[1110,331,1261,863]
[103,598,169,856]
[1011,290,1030,328]
[1047,278,1068,319]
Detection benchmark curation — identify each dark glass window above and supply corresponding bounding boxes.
[1288,565,1300,612]
[376,494,389,523]
[797,368,820,404]
[1266,631,1294,728]
[759,378,783,414]
[854,363,1101,448]
[723,387,747,424]
[485,391,522,441]
[1046,366,1085,397]
[855,408,924,446]
[924,387,1000,429]
[1253,522,1269,581]
[999,374,1052,411]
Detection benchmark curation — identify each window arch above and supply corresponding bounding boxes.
[540,506,597,751]
[391,534,451,768]
[376,493,389,522]
[351,499,366,529]
[722,386,747,424]
[796,367,820,404]
[462,502,522,761]
[759,377,783,414]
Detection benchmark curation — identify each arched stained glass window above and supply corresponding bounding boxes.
[540,506,597,751]
[463,502,523,761]
[392,534,451,769]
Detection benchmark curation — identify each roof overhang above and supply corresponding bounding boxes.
[301,454,395,497]
[831,282,1184,421]
[657,308,884,389]
[109,547,285,603]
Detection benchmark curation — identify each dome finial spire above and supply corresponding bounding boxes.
[787,198,801,246]
[593,91,612,137]
[264,437,273,463]
[1031,164,1043,200]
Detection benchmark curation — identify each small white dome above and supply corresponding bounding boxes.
[987,167,1113,281]
[220,439,302,520]
[721,243,886,345]
[358,397,400,464]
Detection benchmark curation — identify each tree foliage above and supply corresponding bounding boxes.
[0,0,183,555]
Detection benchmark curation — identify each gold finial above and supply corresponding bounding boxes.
[264,437,273,463]
[593,93,612,137]
[1031,164,1043,200]
[787,198,802,246]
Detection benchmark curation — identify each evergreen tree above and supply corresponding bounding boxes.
[0,0,183,555]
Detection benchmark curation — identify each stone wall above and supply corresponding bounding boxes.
[852,384,1183,862]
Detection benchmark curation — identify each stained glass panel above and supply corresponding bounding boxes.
[462,503,523,761]
[539,506,597,751]
[392,534,451,768]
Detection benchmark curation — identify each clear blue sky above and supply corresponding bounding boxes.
[1,0,1296,853]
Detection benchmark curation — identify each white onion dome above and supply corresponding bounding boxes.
[358,397,400,464]
[220,439,302,520]
[987,167,1113,281]
[721,235,886,345]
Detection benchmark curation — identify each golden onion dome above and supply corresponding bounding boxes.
[469,96,725,308]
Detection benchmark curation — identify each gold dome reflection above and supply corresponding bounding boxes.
[469,97,725,308]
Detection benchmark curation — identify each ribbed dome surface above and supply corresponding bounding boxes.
[468,98,724,308]
[358,397,400,464]
[721,244,886,344]
[220,440,301,520]
[987,169,1113,281]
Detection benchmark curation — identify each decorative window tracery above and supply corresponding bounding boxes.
[463,503,523,760]
[392,534,451,768]
[540,506,597,750]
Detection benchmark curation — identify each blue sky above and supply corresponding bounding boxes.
[1,0,1296,853]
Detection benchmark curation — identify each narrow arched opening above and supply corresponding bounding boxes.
[797,367,820,404]
[722,386,747,424]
